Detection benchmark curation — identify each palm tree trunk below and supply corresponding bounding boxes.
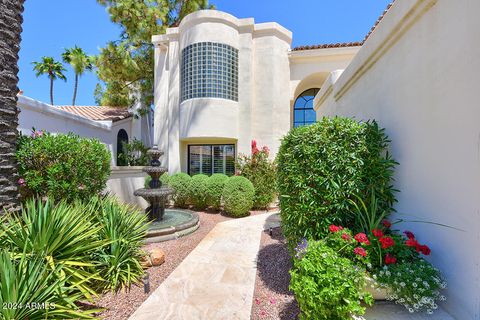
[0,0,25,212]
[50,76,54,105]
[72,73,78,106]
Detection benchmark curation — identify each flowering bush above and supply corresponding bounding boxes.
[16,130,111,202]
[314,222,447,314]
[236,140,276,209]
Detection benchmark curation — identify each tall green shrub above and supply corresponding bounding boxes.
[168,173,191,208]
[236,140,277,209]
[205,174,228,210]
[222,176,255,217]
[276,117,397,247]
[16,131,111,202]
[188,174,209,210]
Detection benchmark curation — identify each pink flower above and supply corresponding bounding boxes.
[255,298,261,305]
[329,224,342,233]
[251,140,259,155]
[262,146,270,155]
[269,298,276,304]
[341,233,351,241]
[354,247,367,257]
[17,178,26,186]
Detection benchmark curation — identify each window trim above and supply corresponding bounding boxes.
[187,144,236,176]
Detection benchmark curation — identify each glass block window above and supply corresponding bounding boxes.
[188,144,235,176]
[181,42,239,102]
[293,88,320,127]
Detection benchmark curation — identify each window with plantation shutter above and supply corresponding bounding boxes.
[188,144,235,176]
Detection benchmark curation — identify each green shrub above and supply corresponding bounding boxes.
[16,131,111,202]
[222,176,255,217]
[276,117,397,247]
[145,173,169,189]
[188,174,209,210]
[205,174,228,210]
[1,198,107,300]
[117,138,149,166]
[89,196,148,292]
[236,140,277,209]
[0,250,97,319]
[290,240,372,320]
[168,173,191,208]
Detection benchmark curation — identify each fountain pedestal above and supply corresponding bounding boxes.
[134,147,174,221]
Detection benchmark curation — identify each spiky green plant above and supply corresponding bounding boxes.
[0,250,97,319]
[88,196,149,292]
[0,198,107,300]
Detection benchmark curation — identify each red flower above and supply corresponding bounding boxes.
[404,230,415,239]
[329,225,342,233]
[379,236,395,249]
[341,233,351,241]
[354,247,367,257]
[372,229,384,238]
[418,244,431,256]
[262,145,270,155]
[382,219,392,228]
[385,253,397,265]
[354,233,370,245]
[251,140,259,155]
[405,238,419,248]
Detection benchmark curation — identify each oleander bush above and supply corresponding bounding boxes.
[16,130,111,202]
[88,196,149,292]
[222,176,255,217]
[290,240,373,320]
[168,173,191,208]
[188,174,209,210]
[236,140,277,209]
[205,174,229,210]
[276,117,397,248]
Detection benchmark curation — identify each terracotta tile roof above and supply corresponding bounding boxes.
[291,2,394,52]
[56,106,132,122]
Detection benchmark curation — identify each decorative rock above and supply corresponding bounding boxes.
[149,248,165,267]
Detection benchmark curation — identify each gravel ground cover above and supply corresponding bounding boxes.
[94,208,273,320]
[251,227,300,320]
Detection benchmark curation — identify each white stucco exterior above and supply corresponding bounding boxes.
[315,0,480,318]
[152,10,359,174]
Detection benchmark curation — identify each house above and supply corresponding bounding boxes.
[151,10,359,175]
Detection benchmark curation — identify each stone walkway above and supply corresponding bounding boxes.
[130,211,454,320]
[129,212,279,320]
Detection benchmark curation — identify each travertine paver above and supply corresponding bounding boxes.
[365,301,454,320]
[129,212,278,320]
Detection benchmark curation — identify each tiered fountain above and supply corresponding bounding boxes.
[134,146,199,243]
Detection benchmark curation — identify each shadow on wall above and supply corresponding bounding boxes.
[106,169,149,209]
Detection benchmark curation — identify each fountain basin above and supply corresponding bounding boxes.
[145,209,199,243]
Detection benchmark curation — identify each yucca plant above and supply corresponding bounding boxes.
[349,192,389,233]
[0,198,107,300]
[0,249,97,319]
[89,196,149,292]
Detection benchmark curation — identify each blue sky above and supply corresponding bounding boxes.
[18,0,391,106]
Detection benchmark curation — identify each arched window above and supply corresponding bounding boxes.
[293,88,320,127]
[117,129,129,166]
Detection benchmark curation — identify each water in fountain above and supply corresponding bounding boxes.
[134,146,174,221]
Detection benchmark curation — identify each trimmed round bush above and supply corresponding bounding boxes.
[16,131,111,202]
[222,176,255,217]
[205,173,228,210]
[188,174,209,210]
[276,117,397,248]
[168,173,191,208]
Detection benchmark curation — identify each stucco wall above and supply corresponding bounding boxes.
[316,0,480,318]
[106,167,148,209]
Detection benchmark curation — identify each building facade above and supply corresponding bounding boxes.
[152,10,359,175]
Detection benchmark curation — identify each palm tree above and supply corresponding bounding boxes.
[0,0,25,212]
[32,57,67,105]
[62,46,93,106]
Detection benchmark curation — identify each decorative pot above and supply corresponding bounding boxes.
[364,276,389,300]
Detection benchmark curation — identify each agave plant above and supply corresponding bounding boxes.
[0,198,107,300]
[88,196,149,292]
[0,250,97,319]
